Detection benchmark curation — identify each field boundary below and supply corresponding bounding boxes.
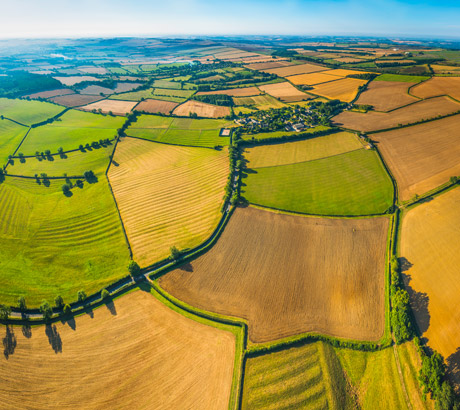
[124,134,225,150]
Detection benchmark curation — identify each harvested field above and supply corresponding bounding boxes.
[79,99,138,115]
[320,68,374,77]
[0,120,28,164]
[332,96,460,132]
[311,78,367,102]
[258,81,311,102]
[135,98,179,114]
[401,188,460,384]
[160,206,388,343]
[172,100,230,118]
[108,138,228,266]
[430,64,460,75]
[0,98,63,126]
[287,72,342,86]
[371,115,460,200]
[78,85,114,95]
[262,63,327,77]
[25,88,74,99]
[233,94,286,110]
[334,57,365,63]
[0,290,236,410]
[53,76,103,86]
[242,341,351,410]
[245,60,295,70]
[356,80,419,111]
[49,93,103,107]
[196,86,261,97]
[411,76,460,100]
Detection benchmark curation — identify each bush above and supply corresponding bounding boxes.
[40,300,53,321]
[54,295,64,308]
[61,183,71,195]
[63,304,71,315]
[77,290,87,303]
[101,289,110,300]
[170,246,182,261]
[17,296,26,311]
[128,260,141,276]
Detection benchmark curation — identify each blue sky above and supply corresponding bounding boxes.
[0,0,459,38]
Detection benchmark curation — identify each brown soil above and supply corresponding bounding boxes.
[49,94,104,107]
[135,98,179,114]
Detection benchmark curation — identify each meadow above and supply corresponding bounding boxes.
[0,98,64,126]
[0,119,28,164]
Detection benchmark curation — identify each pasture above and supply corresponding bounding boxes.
[310,78,367,102]
[79,99,138,115]
[109,88,156,101]
[153,88,195,99]
[0,290,236,410]
[160,206,388,343]
[0,98,64,126]
[401,188,460,369]
[332,96,460,132]
[258,81,311,102]
[108,138,229,266]
[371,115,460,201]
[375,73,429,83]
[134,98,179,114]
[18,109,124,154]
[172,100,230,118]
[0,120,28,164]
[411,76,460,100]
[0,177,130,306]
[233,94,286,110]
[242,141,393,216]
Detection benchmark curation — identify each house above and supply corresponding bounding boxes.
[292,123,305,132]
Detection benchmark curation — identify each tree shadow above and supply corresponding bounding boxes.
[19,157,26,164]
[112,160,119,167]
[42,178,51,187]
[45,324,62,353]
[105,298,117,316]
[179,262,193,272]
[59,153,68,159]
[84,305,94,318]
[46,155,54,162]
[63,190,73,197]
[61,316,76,331]
[3,325,17,359]
[447,347,460,392]
[22,323,32,339]
[399,257,431,336]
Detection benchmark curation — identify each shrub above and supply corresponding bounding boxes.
[17,296,26,311]
[128,260,141,276]
[77,290,87,303]
[63,304,71,315]
[40,300,53,321]
[170,246,182,261]
[101,289,110,300]
[54,295,64,308]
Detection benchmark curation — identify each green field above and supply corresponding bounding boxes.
[152,79,196,90]
[242,148,394,215]
[374,74,429,83]
[0,98,64,126]
[0,119,28,164]
[0,176,130,307]
[127,114,232,147]
[109,88,156,101]
[241,125,331,141]
[8,144,113,177]
[242,342,353,410]
[153,88,195,98]
[18,110,125,154]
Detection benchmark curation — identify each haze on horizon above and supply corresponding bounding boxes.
[1,0,460,40]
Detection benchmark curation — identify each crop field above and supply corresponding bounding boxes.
[375,73,429,83]
[108,138,228,266]
[0,120,28,164]
[172,100,230,118]
[233,94,286,109]
[356,80,419,111]
[242,342,352,410]
[262,63,327,76]
[78,85,114,95]
[79,99,138,115]
[53,76,103,86]
[160,206,388,342]
[152,79,195,90]
[332,96,460,132]
[0,98,64,126]
[109,87,156,101]
[401,188,460,367]
[0,177,130,306]
[245,60,295,70]
[25,88,75,99]
[371,115,460,201]
[196,86,261,97]
[49,93,103,107]
[411,76,460,100]
[240,125,331,141]
[18,109,124,154]
[287,72,342,85]
[310,78,367,102]
[0,290,236,410]
[135,98,179,114]
[258,82,311,102]
[153,88,195,101]
[430,64,460,75]
[242,139,393,216]
[323,68,374,77]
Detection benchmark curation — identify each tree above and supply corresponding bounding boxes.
[77,290,87,303]
[391,288,412,343]
[61,183,71,195]
[128,260,141,276]
[170,246,182,261]
[83,170,96,183]
[450,176,458,185]
[17,296,26,311]
[54,295,64,308]
[63,304,71,315]
[40,300,53,321]
[101,289,110,300]
[0,304,11,320]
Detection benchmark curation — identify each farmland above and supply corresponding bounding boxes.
[108,138,229,266]
[332,96,460,132]
[287,72,342,85]
[310,78,367,102]
[196,86,261,97]
[371,115,460,201]
[261,63,327,76]
[0,290,236,410]
[240,125,331,141]
[0,177,130,306]
[25,88,75,99]
[242,137,393,216]
[0,98,64,125]
[79,99,138,115]
[135,98,179,114]
[0,120,28,164]
[258,81,311,102]
[49,93,103,107]
[233,94,286,110]
[401,188,460,370]
[160,206,388,342]
[53,76,103,86]
[172,100,231,118]
[411,76,460,100]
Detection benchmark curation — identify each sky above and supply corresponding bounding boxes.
[0,0,460,39]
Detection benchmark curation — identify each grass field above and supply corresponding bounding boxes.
[356,80,419,111]
[375,73,430,83]
[371,115,460,201]
[153,88,195,99]
[0,177,130,306]
[332,96,460,132]
[401,188,460,377]
[310,78,367,102]
[172,100,231,118]
[0,120,28,164]
[109,88,156,101]
[242,342,353,410]
[0,98,64,126]
[152,79,195,90]
[242,139,393,216]
[18,109,124,154]
[411,76,460,100]
[233,94,286,109]
[0,290,236,410]
[108,138,228,266]
[160,206,388,342]
[258,82,311,102]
